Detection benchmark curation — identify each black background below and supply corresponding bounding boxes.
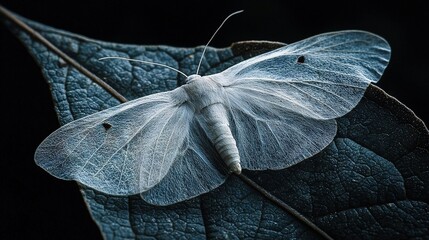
[0,1,427,239]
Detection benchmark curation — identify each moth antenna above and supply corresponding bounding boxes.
[196,10,244,75]
[99,56,188,78]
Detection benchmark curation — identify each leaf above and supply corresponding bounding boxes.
[3,9,429,239]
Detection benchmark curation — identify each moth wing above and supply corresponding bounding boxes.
[225,91,337,170]
[214,30,391,120]
[35,88,194,196]
[209,30,390,170]
[141,117,228,205]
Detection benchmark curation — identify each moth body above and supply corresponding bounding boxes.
[183,75,241,173]
[34,30,391,205]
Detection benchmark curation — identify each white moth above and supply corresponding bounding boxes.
[35,17,390,205]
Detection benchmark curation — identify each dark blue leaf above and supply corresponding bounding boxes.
[3,11,428,239]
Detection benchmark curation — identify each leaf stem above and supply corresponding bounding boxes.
[0,5,128,103]
[236,173,334,240]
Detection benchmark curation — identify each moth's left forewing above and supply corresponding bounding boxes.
[34,89,195,197]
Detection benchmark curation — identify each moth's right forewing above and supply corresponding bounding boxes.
[215,30,391,120]
[209,30,390,171]
[35,89,193,196]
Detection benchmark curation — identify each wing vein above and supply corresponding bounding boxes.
[291,81,355,106]
[229,86,321,118]
[156,106,187,181]
[81,132,109,172]
[233,77,341,116]
[93,104,172,177]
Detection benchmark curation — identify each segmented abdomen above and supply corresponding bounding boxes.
[201,103,241,174]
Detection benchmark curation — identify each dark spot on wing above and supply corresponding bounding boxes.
[102,122,112,130]
[297,55,305,64]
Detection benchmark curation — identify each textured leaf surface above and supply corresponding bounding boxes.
[5,15,429,239]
